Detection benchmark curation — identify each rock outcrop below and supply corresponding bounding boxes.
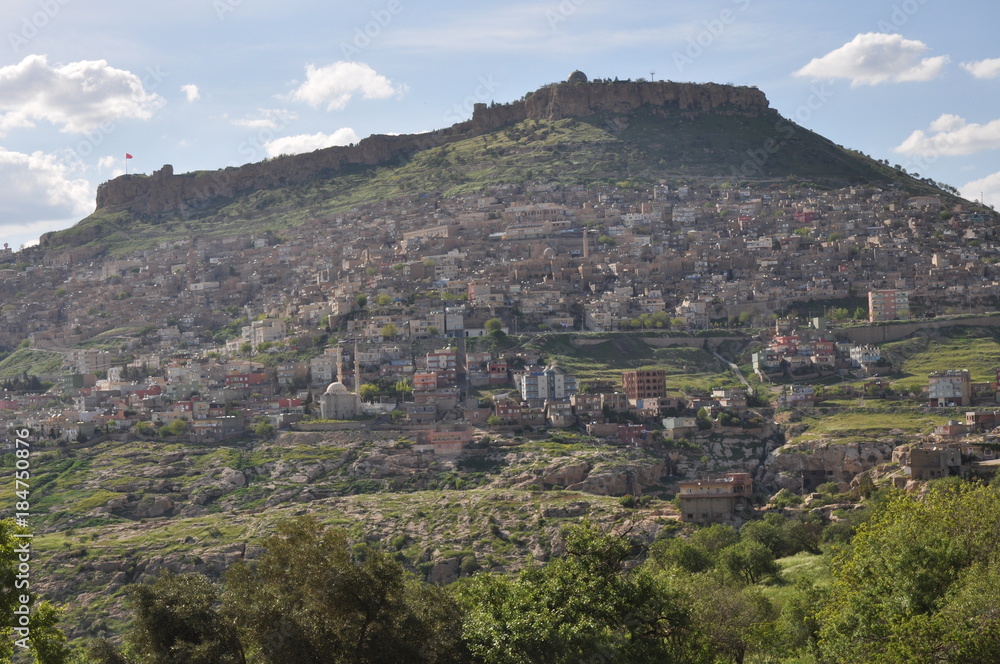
[83,80,770,219]
[762,438,900,491]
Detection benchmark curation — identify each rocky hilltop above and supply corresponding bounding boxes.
[90,79,770,217]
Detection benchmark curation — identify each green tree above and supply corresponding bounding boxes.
[818,482,1000,663]
[358,383,379,402]
[682,577,778,664]
[718,539,781,585]
[223,517,466,664]
[459,522,695,663]
[28,601,72,664]
[484,318,503,334]
[355,294,368,309]
[133,421,155,436]
[254,420,275,439]
[375,294,392,307]
[91,573,246,664]
[381,323,398,340]
[166,419,188,436]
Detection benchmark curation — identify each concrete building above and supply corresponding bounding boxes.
[518,364,578,404]
[928,370,972,407]
[622,369,666,403]
[678,472,753,522]
[868,289,910,322]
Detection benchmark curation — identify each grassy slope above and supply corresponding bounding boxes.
[883,327,1000,390]
[48,105,955,255]
[519,333,740,393]
[0,347,64,379]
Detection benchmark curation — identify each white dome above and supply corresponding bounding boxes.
[325,381,349,395]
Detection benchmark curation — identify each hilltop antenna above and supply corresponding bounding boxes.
[650,71,655,81]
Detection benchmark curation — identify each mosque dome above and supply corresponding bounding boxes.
[567,70,588,84]
[325,381,350,395]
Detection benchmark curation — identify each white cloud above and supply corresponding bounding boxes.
[960,171,1000,208]
[289,62,404,111]
[895,114,1000,156]
[264,128,359,157]
[0,55,165,134]
[961,58,1000,79]
[928,114,966,133]
[794,33,949,86]
[0,148,95,224]
[231,108,297,130]
[180,84,200,102]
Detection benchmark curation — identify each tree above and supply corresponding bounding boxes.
[459,522,696,663]
[381,323,398,340]
[95,573,246,664]
[486,415,501,427]
[682,577,778,664]
[134,421,155,436]
[817,482,1000,663]
[718,539,780,585]
[166,419,188,436]
[358,383,379,402]
[427,325,440,337]
[222,517,466,664]
[393,380,412,399]
[484,318,503,334]
[254,420,275,439]
[375,294,392,307]
[355,294,368,309]
[695,407,712,430]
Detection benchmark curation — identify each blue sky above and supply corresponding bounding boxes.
[1,0,998,250]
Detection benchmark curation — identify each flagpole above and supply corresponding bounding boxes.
[125,154,128,176]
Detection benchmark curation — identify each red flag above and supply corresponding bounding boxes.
[125,153,133,159]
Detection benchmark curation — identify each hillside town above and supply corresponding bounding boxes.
[1,179,998,458]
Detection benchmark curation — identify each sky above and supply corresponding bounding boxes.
[1,0,998,250]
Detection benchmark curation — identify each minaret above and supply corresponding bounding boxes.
[582,229,589,259]
[354,340,361,396]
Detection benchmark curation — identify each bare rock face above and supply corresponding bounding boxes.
[524,80,768,120]
[762,439,899,491]
[541,461,591,487]
[85,80,771,219]
[566,461,666,497]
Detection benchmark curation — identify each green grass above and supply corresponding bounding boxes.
[762,552,833,606]
[0,347,64,378]
[883,327,1000,390]
[44,100,955,255]
[790,408,949,441]
[521,333,737,394]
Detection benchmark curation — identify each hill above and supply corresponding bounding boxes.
[41,78,955,255]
